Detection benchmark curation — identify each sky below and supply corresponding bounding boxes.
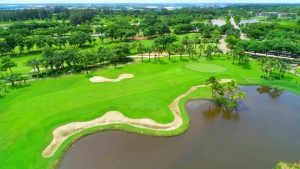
[0,0,300,4]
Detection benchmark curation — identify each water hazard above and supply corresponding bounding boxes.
[59,86,300,169]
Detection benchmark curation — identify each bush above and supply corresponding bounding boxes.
[275,162,300,169]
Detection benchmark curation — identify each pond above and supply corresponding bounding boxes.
[211,19,226,27]
[59,86,300,169]
[240,19,259,25]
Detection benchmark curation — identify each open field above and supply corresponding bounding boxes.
[1,55,300,169]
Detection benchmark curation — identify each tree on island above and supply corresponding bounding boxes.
[206,76,246,109]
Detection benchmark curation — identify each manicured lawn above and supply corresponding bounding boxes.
[11,52,41,74]
[0,56,299,169]
[185,62,228,73]
[296,67,300,74]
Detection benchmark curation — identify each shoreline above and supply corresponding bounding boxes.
[42,79,232,158]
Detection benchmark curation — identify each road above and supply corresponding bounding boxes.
[230,16,248,40]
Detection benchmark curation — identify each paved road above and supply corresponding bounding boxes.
[230,17,248,40]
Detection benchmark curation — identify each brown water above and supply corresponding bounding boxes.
[59,86,300,169]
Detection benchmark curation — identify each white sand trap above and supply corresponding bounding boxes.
[42,79,233,158]
[90,74,134,83]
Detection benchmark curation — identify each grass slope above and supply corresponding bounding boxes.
[0,56,299,169]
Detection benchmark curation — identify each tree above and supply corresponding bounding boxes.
[64,47,79,68]
[166,44,174,61]
[114,44,130,62]
[26,58,42,77]
[154,35,177,50]
[78,50,97,73]
[204,45,214,60]
[144,46,152,62]
[176,44,185,60]
[186,44,195,58]
[206,76,220,99]
[137,43,145,61]
[69,32,91,47]
[0,79,7,95]
[143,27,156,38]
[35,36,46,49]
[258,58,291,79]
[5,34,23,53]
[0,56,17,75]
[45,36,55,47]
[69,9,96,25]
[206,76,245,109]
[231,48,244,64]
[152,43,163,60]
[182,36,190,48]
[6,74,18,86]
[42,47,55,71]
[156,24,171,35]
[109,51,119,68]
[55,36,68,49]
[25,38,35,51]
[0,41,11,56]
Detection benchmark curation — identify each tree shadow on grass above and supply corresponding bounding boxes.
[170,59,178,63]
[12,84,31,89]
[81,44,95,49]
[84,74,93,78]
[11,50,41,58]
[158,60,168,65]
[241,64,252,70]
[190,58,200,61]
[179,58,190,62]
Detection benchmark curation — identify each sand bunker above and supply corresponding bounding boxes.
[90,74,134,83]
[42,79,233,158]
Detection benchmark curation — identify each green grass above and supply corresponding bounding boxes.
[185,62,228,73]
[296,67,300,74]
[0,56,300,169]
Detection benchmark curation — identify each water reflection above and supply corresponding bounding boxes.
[256,86,284,98]
[59,86,300,169]
[202,101,240,121]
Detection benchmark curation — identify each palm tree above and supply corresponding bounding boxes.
[225,80,237,99]
[26,59,42,77]
[206,76,219,99]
